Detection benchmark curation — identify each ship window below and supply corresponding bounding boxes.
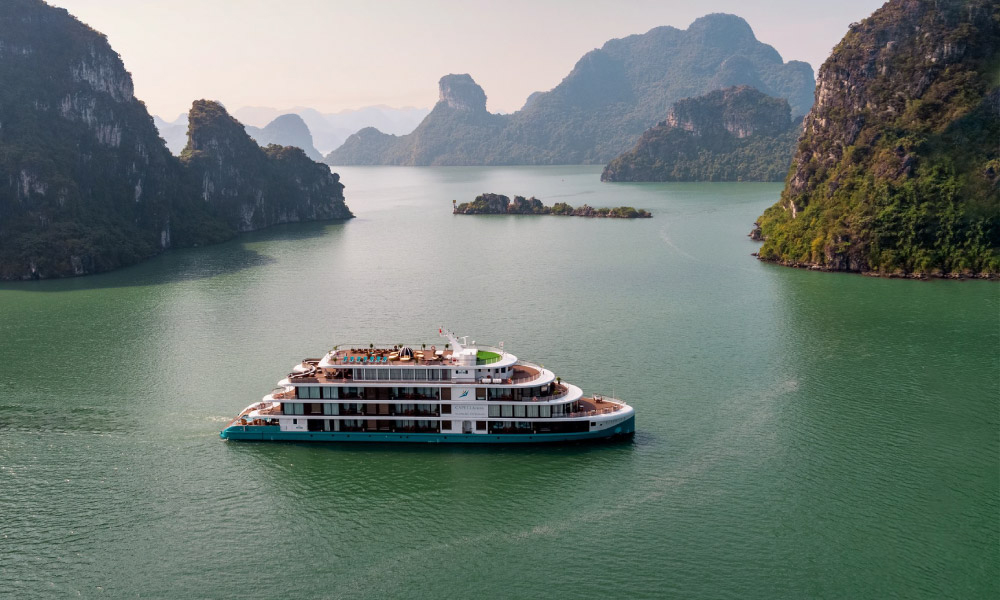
[552,404,564,417]
[308,387,321,399]
[428,369,439,381]
[501,405,513,418]
[441,404,451,414]
[441,370,451,381]
[378,369,389,381]
[526,405,538,418]
[540,405,551,418]
[476,421,486,431]
[442,420,452,429]
[390,368,401,380]
[364,369,376,380]
[402,369,414,381]
[292,419,297,424]
[414,368,426,380]
[489,405,501,417]
[513,405,526,418]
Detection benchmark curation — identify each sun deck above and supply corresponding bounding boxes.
[333,346,456,365]
[287,358,543,385]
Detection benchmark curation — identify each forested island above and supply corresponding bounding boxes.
[0,0,352,280]
[752,0,999,278]
[602,86,801,182]
[453,194,651,218]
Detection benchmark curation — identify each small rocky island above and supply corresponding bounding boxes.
[453,194,651,218]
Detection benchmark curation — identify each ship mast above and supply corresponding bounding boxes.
[439,327,464,352]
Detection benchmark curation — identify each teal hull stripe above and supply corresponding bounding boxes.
[221,416,635,444]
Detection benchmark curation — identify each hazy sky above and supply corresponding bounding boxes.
[49,0,887,119]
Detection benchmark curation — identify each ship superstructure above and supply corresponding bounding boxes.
[221,329,634,443]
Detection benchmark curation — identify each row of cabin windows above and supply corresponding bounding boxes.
[353,368,451,381]
[486,402,579,418]
[297,386,440,400]
[283,402,438,416]
[283,401,580,417]
[291,418,588,435]
[296,385,551,401]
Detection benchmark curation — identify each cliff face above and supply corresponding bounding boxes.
[0,0,352,280]
[0,0,196,279]
[181,100,352,232]
[754,0,1000,277]
[326,14,815,166]
[602,86,800,182]
[438,74,488,111]
[245,113,323,161]
[666,86,791,138]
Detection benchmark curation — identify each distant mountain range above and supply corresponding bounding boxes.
[233,105,429,155]
[153,113,189,154]
[154,105,429,158]
[326,14,816,166]
[245,114,323,161]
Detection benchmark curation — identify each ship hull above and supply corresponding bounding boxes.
[221,415,635,444]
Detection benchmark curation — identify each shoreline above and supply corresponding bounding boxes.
[752,254,1000,281]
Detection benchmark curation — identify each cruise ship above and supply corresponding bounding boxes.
[221,329,635,443]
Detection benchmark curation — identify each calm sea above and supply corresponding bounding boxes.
[1,166,996,599]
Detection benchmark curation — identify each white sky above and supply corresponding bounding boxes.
[48,0,887,119]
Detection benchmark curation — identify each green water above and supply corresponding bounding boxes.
[1,166,996,599]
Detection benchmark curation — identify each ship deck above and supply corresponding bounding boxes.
[229,394,626,428]
[289,361,541,384]
[333,346,456,365]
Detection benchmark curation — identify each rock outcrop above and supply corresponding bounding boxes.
[0,0,199,279]
[602,86,801,182]
[753,0,999,278]
[327,75,506,166]
[0,0,352,280]
[326,14,815,166]
[180,100,351,233]
[438,74,488,111]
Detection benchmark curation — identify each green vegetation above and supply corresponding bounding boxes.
[754,0,999,277]
[0,1,352,279]
[454,194,651,218]
[602,86,801,182]
[476,351,502,364]
[327,15,815,166]
[181,100,353,234]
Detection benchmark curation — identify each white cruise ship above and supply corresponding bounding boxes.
[221,329,635,443]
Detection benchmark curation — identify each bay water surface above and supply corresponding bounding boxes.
[0,166,996,598]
